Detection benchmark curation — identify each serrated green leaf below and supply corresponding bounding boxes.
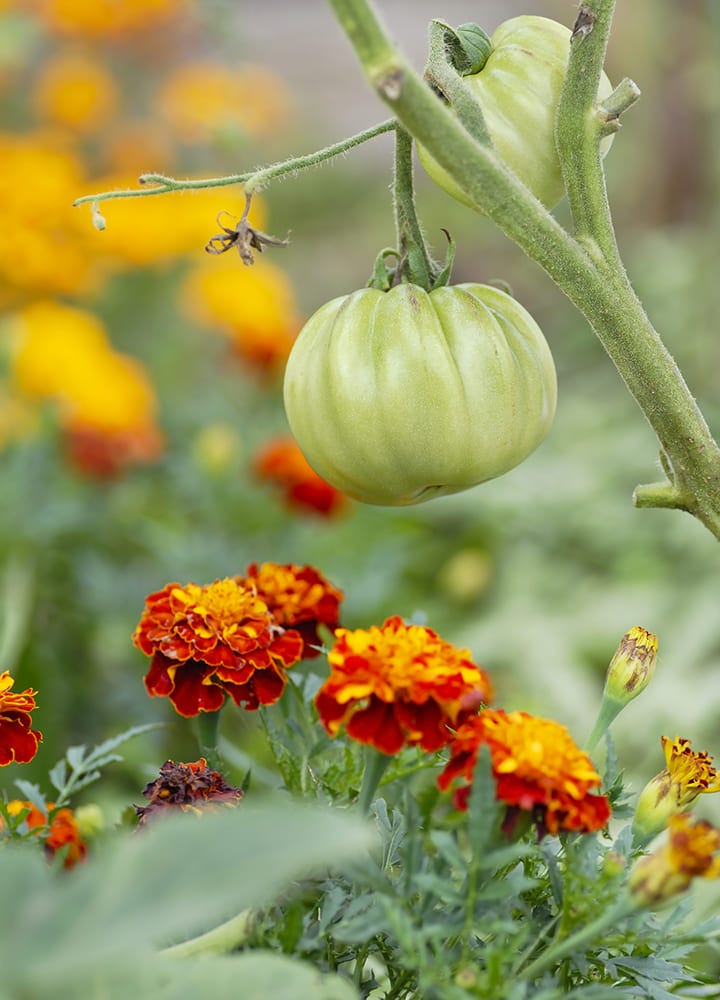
[48,759,67,794]
[84,723,164,766]
[12,779,47,813]
[65,744,88,771]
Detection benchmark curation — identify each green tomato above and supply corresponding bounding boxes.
[283,282,557,506]
[418,15,614,209]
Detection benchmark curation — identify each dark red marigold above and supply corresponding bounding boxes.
[0,671,42,766]
[135,758,243,826]
[132,577,304,717]
[253,435,347,517]
[243,562,343,659]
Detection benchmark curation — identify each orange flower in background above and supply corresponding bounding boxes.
[0,671,42,765]
[315,616,494,756]
[438,709,611,836]
[181,251,299,374]
[135,758,243,826]
[4,801,87,868]
[629,812,720,907]
[157,62,291,143]
[32,50,120,133]
[24,0,189,38]
[133,577,304,717]
[244,562,343,659]
[254,436,347,517]
[64,421,164,478]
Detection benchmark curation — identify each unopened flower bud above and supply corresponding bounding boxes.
[74,803,105,839]
[604,626,657,706]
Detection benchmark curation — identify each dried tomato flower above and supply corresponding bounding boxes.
[135,758,243,826]
[315,615,493,756]
[0,671,42,765]
[243,562,343,659]
[4,800,87,868]
[629,812,720,907]
[438,709,611,836]
[253,436,347,517]
[132,577,304,717]
[633,736,720,843]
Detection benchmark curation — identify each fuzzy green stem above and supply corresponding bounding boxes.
[584,696,623,754]
[161,909,252,958]
[73,119,397,208]
[357,747,392,814]
[633,481,694,511]
[392,126,434,287]
[521,897,637,980]
[327,0,720,539]
[598,77,642,131]
[424,20,491,147]
[196,709,224,772]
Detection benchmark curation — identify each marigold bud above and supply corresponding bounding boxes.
[628,813,720,908]
[604,626,657,706]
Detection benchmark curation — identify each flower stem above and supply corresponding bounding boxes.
[357,747,392,814]
[161,908,252,958]
[326,0,720,539]
[391,126,435,288]
[73,118,396,208]
[196,709,224,772]
[583,697,622,755]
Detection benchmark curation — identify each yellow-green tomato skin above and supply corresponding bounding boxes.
[418,15,614,210]
[282,283,557,506]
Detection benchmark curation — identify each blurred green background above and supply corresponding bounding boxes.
[1,0,719,837]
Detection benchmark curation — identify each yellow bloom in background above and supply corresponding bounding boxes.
[629,812,720,907]
[32,49,120,133]
[156,62,291,144]
[182,251,300,373]
[0,132,104,302]
[24,0,189,39]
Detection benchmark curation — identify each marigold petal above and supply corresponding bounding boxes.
[168,664,226,718]
[346,699,406,755]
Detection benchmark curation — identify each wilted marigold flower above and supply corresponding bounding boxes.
[628,812,720,907]
[438,709,611,836]
[254,436,347,517]
[135,758,243,826]
[0,671,42,765]
[244,562,343,659]
[4,800,87,868]
[133,577,304,717]
[632,736,720,843]
[315,616,493,756]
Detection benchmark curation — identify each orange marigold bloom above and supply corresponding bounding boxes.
[63,421,164,478]
[5,800,87,868]
[254,436,347,517]
[629,812,720,907]
[25,0,188,38]
[438,709,611,836]
[243,562,343,659]
[0,671,42,765]
[135,758,243,826]
[633,736,720,843]
[132,577,304,717]
[315,616,493,756]
[32,50,120,133]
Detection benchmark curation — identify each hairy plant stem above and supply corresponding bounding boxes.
[73,119,396,207]
[327,0,720,539]
[392,126,435,287]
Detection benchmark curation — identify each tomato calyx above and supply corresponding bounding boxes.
[431,20,493,78]
[367,229,455,293]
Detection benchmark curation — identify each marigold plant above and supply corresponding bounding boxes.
[132,577,305,716]
[438,708,611,835]
[4,800,86,868]
[315,615,493,755]
[0,671,42,765]
[135,758,243,826]
[629,812,720,907]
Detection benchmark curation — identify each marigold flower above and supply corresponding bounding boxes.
[633,736,720,843]
[63,421,164,478]
[254,436,347,517]
[32,51,120,133]
[156,62,291,144]
[4,800,87,868]
[315,616,493,755]
[628,812,720,907]
[133,577,304,717]
[243,562,343,659]
[0,671,42,765]
[135,758,243,826]
[438,709,611,836]
[25,0,188,38]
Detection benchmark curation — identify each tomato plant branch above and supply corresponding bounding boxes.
[327,0,720,539]
[72,118,397,209]
[392,125,435,288]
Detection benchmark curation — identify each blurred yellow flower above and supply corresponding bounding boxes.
[32,50,120,133]
[24,0,189,38]
[156,62,291,144]
[181,252,299,372]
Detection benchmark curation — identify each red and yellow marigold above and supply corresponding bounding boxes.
[254,436,347,517]
[132,576,304,716]
[315,616,493,755]
[0,671,42,765]
[4,801,87,868]
[438,709,611,835]
[629,812,720,907]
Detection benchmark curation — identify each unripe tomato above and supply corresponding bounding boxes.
[418,15,614,209]
[283,283,557,506]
